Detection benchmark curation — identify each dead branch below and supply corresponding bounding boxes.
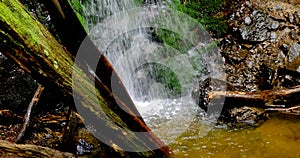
[0,140,75,158]
[15,84,45,143]
[204,85,300,114]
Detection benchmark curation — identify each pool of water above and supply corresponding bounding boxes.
[167,114,300,157]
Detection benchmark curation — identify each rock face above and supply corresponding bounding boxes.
[222,0,300,91]
[239,10,276,42]
[194,0,300,126]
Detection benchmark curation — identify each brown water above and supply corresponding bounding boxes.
[168,114,300,158]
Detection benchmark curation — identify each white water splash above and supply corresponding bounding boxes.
[82,0,225,144]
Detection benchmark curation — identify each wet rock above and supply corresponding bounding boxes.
[245,1,251,7]
[286,12,295,23]
[274,4,282,11]
[256,64,275,90]
[194,77,227,112]
[222,45,249,63]
[76,139,94,155]
[237,8,282,43]
[288,43,300,63]
[289,30,298,40]
[270,31,277,42]
[239,11,271,42]
[293,11,300,25]
[280,44,290,55]
[226,106,267,127]
[278,68,300,88]
[271,21,279,30]
[245,16,252,25]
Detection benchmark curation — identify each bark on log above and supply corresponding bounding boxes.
[39,0,144,121]
[0,140,75,158]
[0,1,169,157]
[203,85,300,113]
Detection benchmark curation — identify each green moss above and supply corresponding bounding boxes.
[67,0,87,31]
[147,63,182,97]
[44,49,49,56]
[155,28,193,54]
[134,0,144,5]
[166,0,227,38]
[53,60,59,69]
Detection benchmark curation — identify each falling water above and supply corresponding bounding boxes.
[82,0,225,144]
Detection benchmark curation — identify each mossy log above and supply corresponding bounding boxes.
[0,0,169,157]
[39,0,143,120]
[0,140,75,158]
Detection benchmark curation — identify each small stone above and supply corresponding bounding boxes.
[245,17,252,25]
[274,4,282,11]
[288,43,300,62]
[290,30,298,40]
[240,6,245,13]
[297,66,300,72]
[271,21,279,30]
[286,13,294,23]
[270,32,277,42]
[293,11,299,24]
[252,10,263,18]
[280,44,290,55]
[245,1,251,7]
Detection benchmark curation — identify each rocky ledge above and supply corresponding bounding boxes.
[194,0,300,127]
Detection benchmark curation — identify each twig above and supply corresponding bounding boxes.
[15,84,45,143]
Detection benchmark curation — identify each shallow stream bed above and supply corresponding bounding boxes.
[168,114,300,157]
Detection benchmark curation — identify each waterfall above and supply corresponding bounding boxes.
[81,0,225,144]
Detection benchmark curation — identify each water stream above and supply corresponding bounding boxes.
[81,0,300,157]
[83,0,225,144]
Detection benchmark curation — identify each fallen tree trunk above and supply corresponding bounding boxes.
[0,140,75,158]
[0,1,169,157]
[203,85,300,113]
[39,0,143,120]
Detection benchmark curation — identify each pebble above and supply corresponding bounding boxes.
[245,1,251,7]
[274,4,282,11]
[270,32,277,42]
[271,21,279,30]
[245,17,252,25]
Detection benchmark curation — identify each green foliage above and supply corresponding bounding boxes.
[68,0,87,31]
[168,0,227,38]
[145,63,182,98]
[155,29,193,54]
[145,0,227,96]
[134,0,144,5]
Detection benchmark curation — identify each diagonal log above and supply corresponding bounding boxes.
[39,0,143,120]
[0,0,169,157]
